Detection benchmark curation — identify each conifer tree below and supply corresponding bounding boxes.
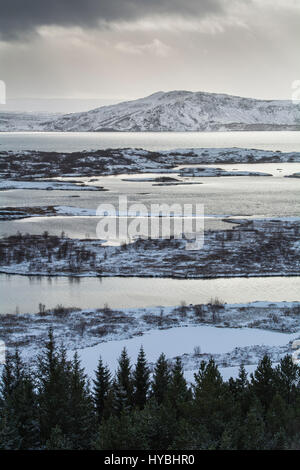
[45,425,71,450]
[219,425,237,450]
[266,393,288,438]
[151,353,170,405]
[193,358,232,440]
[94,410,148,450]
[0,350,39,449]
[0,408,22,450]
[13,373,40,449]
[129,399,177,450]
[93,356,111,422]
[275,355,300,404]
[37,329,72,443]
[250,355,276,410]
[235,364,249,392]
[2,331,300,451]
[66,352,95,449]
[114,348,134,415]
[228,364,250,415]
[167,357,190,418]
[241,399,266,450]
[193,358,224,407]
[133,346,150,409]
[0,352,16,403]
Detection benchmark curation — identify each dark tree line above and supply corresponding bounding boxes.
[1,330,300,450]
[0,233,97,273]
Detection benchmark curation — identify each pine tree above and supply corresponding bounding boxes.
[12,374,40,449]
[0,408,21,450]
[0,350,40,449]
[67,352,95,449]
[94,410,148,450]
[93,356,111,422]
[228,364,250,415]
[132,399,177,450]
[167,357,190,418]
[0,352,15,403]
[45,425,71,450]
[151,353,170,405]
[266,393,289,436]
[114,348,134,415]
[170,417,211,450]
[250,355,276,410]
[193,358,233,441]
[193,358,224,406]
[235,364,249,391]
[275,355,300,405]
[37,330,72,443]
[133,346,150,409]
[241,399,266,450]
[219,425,238,450]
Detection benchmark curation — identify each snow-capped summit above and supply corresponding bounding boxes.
[1,90,300,132]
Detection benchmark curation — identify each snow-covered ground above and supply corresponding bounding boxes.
[0,137,299,383]
[179,167,272,177]
[71,324,299,381]
[0,112,59,132]
[0,180,105,191]
[1,91,299,132]
[0,218,298,279]
[1,147,300,184]
[0,205,101,221]
[2,301,300,382]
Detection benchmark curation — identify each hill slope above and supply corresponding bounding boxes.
[1,90,300,131]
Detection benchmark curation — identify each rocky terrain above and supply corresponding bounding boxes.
[1,147,300,182]
[0,219,298,279]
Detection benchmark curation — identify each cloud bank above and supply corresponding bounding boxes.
[0,0,224,39]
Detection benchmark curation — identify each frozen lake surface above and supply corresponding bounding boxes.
[71,324,299,380]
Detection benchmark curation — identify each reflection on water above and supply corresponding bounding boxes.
[1,166,299,239]
[1,132,299,313]
[1,274,299,314]
[0,215,237,239]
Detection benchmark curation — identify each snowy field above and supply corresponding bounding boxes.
[1,301,300,383]
[70,324,299,382]
[1,136,299,385]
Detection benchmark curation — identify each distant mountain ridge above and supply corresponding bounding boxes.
[1,90,299,131]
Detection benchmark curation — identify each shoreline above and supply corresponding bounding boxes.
[2,300,300,377]
[1,269,300,280]
[0,218,298,279]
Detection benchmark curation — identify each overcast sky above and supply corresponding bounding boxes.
[0,0,299,111]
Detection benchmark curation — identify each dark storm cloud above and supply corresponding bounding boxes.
[0,0,224,40]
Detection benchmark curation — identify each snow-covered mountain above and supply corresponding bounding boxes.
[1,90,300,132]
[0,112,60,132]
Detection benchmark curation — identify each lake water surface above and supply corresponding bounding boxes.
[0,131,300,152]
[0,131,299,313]
[1,274,299,314]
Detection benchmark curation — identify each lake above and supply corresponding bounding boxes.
[1,274,299,314]
[0,130,300,152]
[1,165,299,239]
[0,131,299,313]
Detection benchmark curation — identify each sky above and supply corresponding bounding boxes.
[0,0,299,112]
